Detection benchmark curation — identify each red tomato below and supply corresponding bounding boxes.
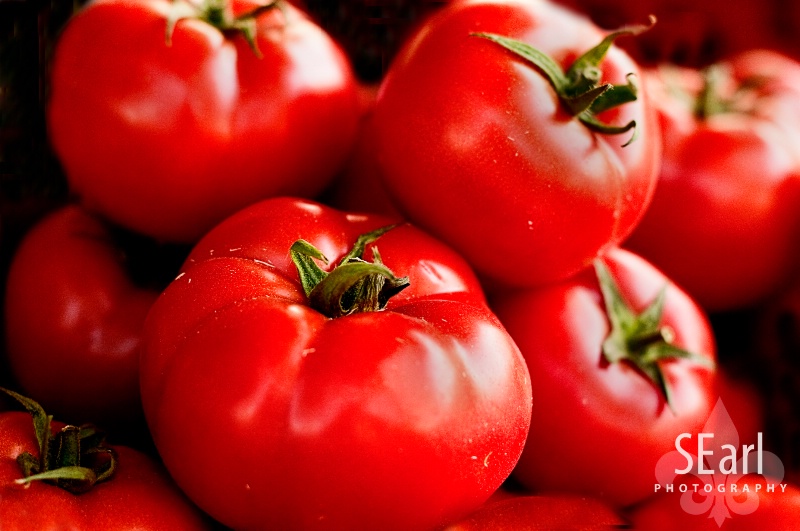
[491,248,717,507]
[626,52,800,311]
[443,493,625,530]
[3,205,180,427]
[48,0,360,243]
[372,0,660,288]
[139,197,532,530]
[0,391,210,530]
[627,477,800,530]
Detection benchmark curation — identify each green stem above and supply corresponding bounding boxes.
[594,260,713,414]
[165,0,284,56]
[471,15,655,145]
[290,226,410,318]
[693,64,768,120]
[0,387,117,494]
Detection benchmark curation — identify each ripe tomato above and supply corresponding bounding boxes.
[491,248,717,507]
[139,197,532,530]
[3,205,182,427]
[0,389,210,530]
[48,0,360,243]
[626,52,800,311]
[372,0,660,288]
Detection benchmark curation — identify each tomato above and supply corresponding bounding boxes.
[491,248,717,507]
[4,205,184,428]
[372,0,660,288]
[443,493,625,530]
[626,52,800,311]
[139,197,532,530]
[0,389,210,530]
[47,0,361,243]
[627,477,800,530]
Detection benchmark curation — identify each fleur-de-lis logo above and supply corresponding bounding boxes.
[654,398,785,527]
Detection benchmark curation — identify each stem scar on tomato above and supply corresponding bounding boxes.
[290,225,410,318]
[0,387,117,494]
[471,15,656,146]
[594,260,713,414]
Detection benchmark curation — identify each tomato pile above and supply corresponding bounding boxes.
[1,0,800,529]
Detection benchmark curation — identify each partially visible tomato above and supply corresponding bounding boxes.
[0,389,211,530]
[492,248,717,507]
[4,205,184,427]
[372,0,660,288]
[627,477,800,530]
[48,0,361,242]
[443,493,625,530]
[626,52,800,311]
[140,197,532,530]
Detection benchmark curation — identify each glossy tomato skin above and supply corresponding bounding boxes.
[4,205,160,426]
[372,0,660,288]
[140,197,533,530]
[492,248,717,507]
[0,411,211,530]
[48,0,361,243]
[626,52,800,311]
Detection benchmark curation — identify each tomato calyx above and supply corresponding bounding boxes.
[594,260,712,413]
[694,65,767,120]
[471,15,655,146]
[0,387,117,494]
[165,0,285,57]
[290,225,410,318]
[658,63,768,120]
